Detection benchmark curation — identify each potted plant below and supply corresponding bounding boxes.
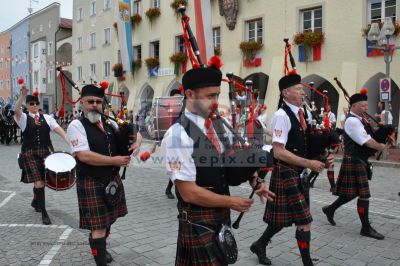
[132,59,142,72]
[112,63,123,77]
[293,31,325,61]
[239,41,263,60]
[214,46,221,56]
[170,0,188,12]
[170,51,188,74]
[131,14,142,28]
[145,7,161,25]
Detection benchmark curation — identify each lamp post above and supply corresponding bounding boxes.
[367,18,400,154]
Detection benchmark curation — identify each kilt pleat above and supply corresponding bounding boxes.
[263,164,312,228]
[175,206,230,266]
[334,156,370,199]
[20,147,51,183]
[76,175,127,230]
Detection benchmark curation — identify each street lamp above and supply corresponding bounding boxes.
[367,17,400,154]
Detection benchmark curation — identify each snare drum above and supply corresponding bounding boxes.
[44,152,76,191]
[152,96,184,140]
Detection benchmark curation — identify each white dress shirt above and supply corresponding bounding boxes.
[14,112,60,132]
[344,111,371,146]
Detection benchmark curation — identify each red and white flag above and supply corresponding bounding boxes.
[194,0,214,63]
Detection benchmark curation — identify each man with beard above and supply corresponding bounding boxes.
[14,85,67,225]
[161,57,275,266]
[250,74,333,266]
[322,90,387,240]
[67,84,141,265]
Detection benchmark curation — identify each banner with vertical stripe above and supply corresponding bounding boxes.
[194,0,213,63]
[117,1,133,73]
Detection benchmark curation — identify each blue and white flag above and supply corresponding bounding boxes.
[117,1,133,73]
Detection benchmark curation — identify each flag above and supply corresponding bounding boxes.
[194,0,213,63]
[366,38,395,57]
[298,44,321,62]
[150,66,159,77]
[117,1,133,72]
[243,51,262,67]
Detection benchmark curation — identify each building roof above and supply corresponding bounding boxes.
[60,18,72,29]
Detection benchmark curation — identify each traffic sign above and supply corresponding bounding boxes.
[379,78,391,102]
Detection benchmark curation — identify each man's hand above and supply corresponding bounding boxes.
[20,86,28,96]
[128,143,140,157]
[325,153,335,168]
[308,159,325,173]
[254,183,275,203]
[113,156,131,167]
[229,196,254,213]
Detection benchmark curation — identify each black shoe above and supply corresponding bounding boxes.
[360,226,385,240]
[322,206,336,226]
[31,199,42,212]
[165,190,175,199]
[105,250,113,263]
[42,210,52,225]
[250,242,271,265]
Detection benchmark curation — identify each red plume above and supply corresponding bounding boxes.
[58,107,65,118]
[207,55,223,69]
[32,90,39,96]
[288,69,297,75]
[99,81,109,90]
[178,85,183,91]
[360,88,368,95]
[140,151,151,162]
[17,77,24,85]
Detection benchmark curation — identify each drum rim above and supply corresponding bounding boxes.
[44,151,76,172]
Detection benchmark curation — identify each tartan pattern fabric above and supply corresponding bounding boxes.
[176,205,230,266]
[20,147,51,183]
[263,163,313,228]
[334,156,371,199]
[76,175,127,230]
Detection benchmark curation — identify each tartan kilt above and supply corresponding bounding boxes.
[176,205,230,266]
[334,156,370,199]
[263,163,312,228]
[20,146,52,183]
[76,175,128,230]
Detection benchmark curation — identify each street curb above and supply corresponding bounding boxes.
[334,157,400,168]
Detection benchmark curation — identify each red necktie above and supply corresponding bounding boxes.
[298,109,307,131]
[34,115,40,125]
[95,120,105,133]
[205,118,222,154]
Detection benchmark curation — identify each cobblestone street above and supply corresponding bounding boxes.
[1,134,400,266]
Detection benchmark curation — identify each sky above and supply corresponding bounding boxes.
[0,0,73,32]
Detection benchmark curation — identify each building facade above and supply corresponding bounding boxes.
[0,31,11,103]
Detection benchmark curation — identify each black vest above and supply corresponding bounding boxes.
[344,113,376,161]
[76,117,120,180]
[21,114,51,150]
[281,103,309,158]
[176,115,230,206]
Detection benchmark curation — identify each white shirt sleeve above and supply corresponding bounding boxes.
[271,110,291,145]
[66,120,90,153]
[344,117,371,146]
[14,112,27,132]
[43,114,61,131]
[161,124,196,183]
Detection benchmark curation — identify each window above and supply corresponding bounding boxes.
[150,41,160,58]
[24,51,28,61]
[133,45,142,60]
[369,0,397,23]
[77,37,83,51]
[213,27,221,48]
[48,69,53,83]
[152,0,160,8]
[104,0,111,10]
[34,71,39,84]
[301,7,322,32]
[48,42,53,55]
[104,61,110,77]
[77,66,83,81]
[133,0,141,15]
[0,82,2,89]
[77,7,83,21]
[246,19,263,43]
[89,33,96,49]
[90,1,97,16]
[33,43,39,58]
[175,35,186,52]
[104,28,111,45]
[90,63,96,77]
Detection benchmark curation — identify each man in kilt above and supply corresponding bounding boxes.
[14,85,67,225]
[322,90,386,240]
[161,57,274,266]
[67,85,141,266]
[249,74,333,266]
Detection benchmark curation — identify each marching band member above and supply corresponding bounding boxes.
[250,74,333,266]
[14,85,67,225]
[322,91,387,240]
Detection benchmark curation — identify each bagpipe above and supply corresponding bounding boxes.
[334,77,395,159]
[283,38,340,188]
[57,67,139,179]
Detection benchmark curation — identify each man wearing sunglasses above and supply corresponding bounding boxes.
[14,86,68,225]
[67,84,141,265]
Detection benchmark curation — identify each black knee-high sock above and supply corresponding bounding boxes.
[327,196,354,213]
[357,199,370,228]
[36,187,51,225]
[89,236,107,266]
[256,226,282,248]
[296,230,313,266]
[166,180,173,191]
[327,170,335,188]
